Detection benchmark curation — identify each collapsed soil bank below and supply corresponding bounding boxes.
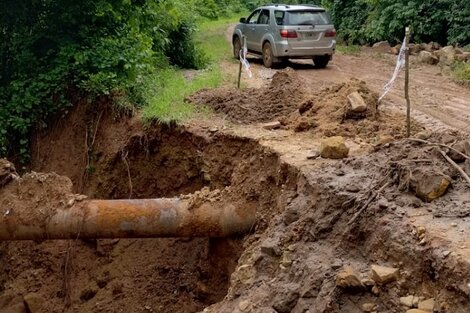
[2,104,297,313]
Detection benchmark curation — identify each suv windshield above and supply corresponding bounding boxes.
[275,10,331,26]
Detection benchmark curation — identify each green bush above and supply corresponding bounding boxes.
[0,0,206,162]
[452,61,470,82]
[324,0,470,46]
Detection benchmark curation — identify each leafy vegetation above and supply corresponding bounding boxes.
[324,0,470,46]
[1,0,470,163]
[141,16,240,123]
[0,0,238,162]
[336,45,362,55]
[452,61,470,82]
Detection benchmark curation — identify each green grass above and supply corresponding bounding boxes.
[336,44,361,55]
[452,61,470,82]
[141,15,241,123]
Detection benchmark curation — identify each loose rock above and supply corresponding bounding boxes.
[320,136,350,159]
[370,265,399,284]
[336,266,364,289]
[361,303,376,312]
[438,46,456,66]
[418,51,439,65]
[306,149,320,160]
[406,310,429,313]
[347,91,368,114]
[418,298,435,312]
[262,121,282,130]
[261,238,282,257]
[372,41,391,53]
[400,295,415,308]
[407,169,451,202]
[24,293,44,313]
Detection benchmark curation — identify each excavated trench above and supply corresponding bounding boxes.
[0,112,298,313]
[1,104,469,313]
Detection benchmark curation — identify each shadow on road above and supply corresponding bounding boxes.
[246,56,331,70]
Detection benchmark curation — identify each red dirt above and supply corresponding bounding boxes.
[281,79,424,142]
[187,68,306,124]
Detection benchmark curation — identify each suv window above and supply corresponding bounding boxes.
[247,10,261,24]
[258,9,270,25]
[275,10,331,26]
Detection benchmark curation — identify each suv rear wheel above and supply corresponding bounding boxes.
[262,42,274,68]
[313,55,330,68]
[233,36,241,60]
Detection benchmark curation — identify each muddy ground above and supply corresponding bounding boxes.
[1,32,470,313]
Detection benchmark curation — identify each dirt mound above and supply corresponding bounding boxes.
[280,79,424,141]
[187,68,306,124]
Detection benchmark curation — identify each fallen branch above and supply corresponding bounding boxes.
[408,138,470,161]
[346,181,391,227]
[438,148,470,188]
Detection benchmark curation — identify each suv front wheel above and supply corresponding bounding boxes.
[262,42,274,68]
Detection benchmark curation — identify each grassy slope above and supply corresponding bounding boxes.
[141,16,240,122]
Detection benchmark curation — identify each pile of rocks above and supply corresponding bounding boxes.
[372,41,470,66]
[336,264,438,313]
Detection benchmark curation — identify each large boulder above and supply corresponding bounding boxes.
[320,136,350,159]
[418,51,439,65]
[438,46,456,66]
[409,43,424,55]
[407,169,451,202]
[372,41,391,53]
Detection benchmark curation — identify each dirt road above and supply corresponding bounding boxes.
[227,31,470,133]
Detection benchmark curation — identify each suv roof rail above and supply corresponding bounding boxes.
[300,4,321,7]
[264,3,322,8]
[265,3,290,7]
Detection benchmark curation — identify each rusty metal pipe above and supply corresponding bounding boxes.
[0,198,256,240]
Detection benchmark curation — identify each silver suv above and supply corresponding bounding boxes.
[233,4,336,68]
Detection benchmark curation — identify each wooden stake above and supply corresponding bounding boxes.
[405,27,411,137]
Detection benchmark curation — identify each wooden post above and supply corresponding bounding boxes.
[237,36,244,89]
[405,27,411,137]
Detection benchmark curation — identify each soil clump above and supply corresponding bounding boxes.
[187,68,306,124]
[280,79,424,141]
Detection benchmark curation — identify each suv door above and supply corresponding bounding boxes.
[244,10,261,51]
[252,9,271,52]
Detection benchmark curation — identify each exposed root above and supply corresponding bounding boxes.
[121,150,133,199]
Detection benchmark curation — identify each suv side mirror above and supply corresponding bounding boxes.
[239,17,246,23]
